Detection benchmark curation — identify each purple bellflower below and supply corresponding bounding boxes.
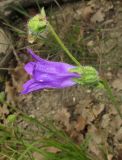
[21,49,80,94]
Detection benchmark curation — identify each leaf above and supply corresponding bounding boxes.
[46,147,61,153]
[10,64,28,93]
[33,152,44,160]
[112,78,122,91]
[107,154,113,160]
[0,28,11,54]
[5,81,17,106]
[75,116,86,132]
[54,108,71,131]
[0,92,5,103]
[0,104,9,123]
[82,6,94,20]
[7,114,16,124]
[91,10,105,23]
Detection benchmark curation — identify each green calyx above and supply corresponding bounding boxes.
[70,66,101,87]
[28,7,47,34]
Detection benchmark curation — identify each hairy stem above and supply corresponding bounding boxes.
[48,23,81,66]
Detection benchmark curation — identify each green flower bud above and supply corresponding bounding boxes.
[7,114,16,124]
[27,7,47,43]
[28,7,47,34]
[70,66,100,87]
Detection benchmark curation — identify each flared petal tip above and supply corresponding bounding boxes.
[24,62,35,75]
[26,48,42,61]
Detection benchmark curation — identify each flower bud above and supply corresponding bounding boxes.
[70,66,100,86]
[27,8,47,43]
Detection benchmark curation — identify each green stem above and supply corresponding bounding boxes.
[0,68,14,71]
[102,80,122,119]
[48,23,81,66]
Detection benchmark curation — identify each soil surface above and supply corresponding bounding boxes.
[0,0,122,159]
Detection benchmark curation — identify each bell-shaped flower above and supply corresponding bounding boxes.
[21,49,80,94]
